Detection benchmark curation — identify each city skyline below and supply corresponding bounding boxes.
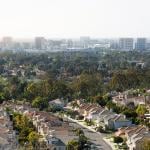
[0,0,150,38]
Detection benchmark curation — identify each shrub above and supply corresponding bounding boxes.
[113,136,123,143]
[84,119,95,126]
[95,126,106,133]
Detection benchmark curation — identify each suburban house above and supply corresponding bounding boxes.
[76,103,89,115]
[127,132,150,150]
[103,113,132,130]
[115,125,147,139]
[77,103,99,117]
[49,99,66,108]
[110,115,132,130]
[112,89,150,106]
[98,109,112,122]
[115,125,150,150]
[86,107,104,121]
[73,102,133,130]
[46,135,66,150]
[28,111,68,135]
[126,126,147,142]
[2,102,69,146]
[0,107,18,150]
[103,113,118,128]
[131,134,150,150]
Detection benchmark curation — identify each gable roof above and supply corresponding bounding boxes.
[126,126,146,137]
[52,138,66,146]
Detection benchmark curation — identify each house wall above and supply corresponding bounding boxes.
[107,120,114,129]
[50,145,66,150]
[87,113,98,120]
[56,146,66,150]
[114,121,132,130]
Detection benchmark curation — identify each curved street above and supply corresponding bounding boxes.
[64,117,112,150]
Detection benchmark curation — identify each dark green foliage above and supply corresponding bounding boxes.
[74,128,84,136]
[84,119,95,126]
[47,105,63,113]
[66,110,79,119]
[123,109,138,118]
[67,129,90,150]
[106,101,124,114]
[91,94,112,106]
[113,136,124,143]
[95,126,106,133]
[12,113,38,146]
[0,50,150,111]
[32,96,48,110]
[71,73,102,99]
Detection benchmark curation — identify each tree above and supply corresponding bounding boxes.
[47,105,63,113]
[12,113,36,145]
[0,93,5,104]
[52,80,71,99]
[109,72,127,92]
[123,109,138,118]
[95,126,106,133]
[71,101,79,109]
[84,119,95,126]
[78,134,88,149]
[113,136,123,143]
[92,95,107,106]
[31,96,48,110]
[67,140,79,150]
[109,70,140,92]
[67,130,89,150]
[74,128,84,136]
[66,110,79,119]
[71,73,102,99]
[28,131,39,148]
[106,101,123,113]
[136,105,147,116]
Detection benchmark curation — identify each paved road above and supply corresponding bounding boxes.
[65,117,112,150]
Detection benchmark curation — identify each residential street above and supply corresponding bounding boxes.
[64,117,112,150]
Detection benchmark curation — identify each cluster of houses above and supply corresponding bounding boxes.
[2,102,67,150]
[112,90,150,107]
[1,65,26,77]
[1,96,149,150]
[68,100,132,130]
[115,125,150,150]
[68,100,150,150]
[0,107,18,150]
[1,62,46,79]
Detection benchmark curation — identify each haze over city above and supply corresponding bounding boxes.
[0,0,150,38]
[0,0,150,150]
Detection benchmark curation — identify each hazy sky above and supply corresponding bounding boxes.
[0,0,150,38]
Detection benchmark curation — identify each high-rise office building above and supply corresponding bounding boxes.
[135,38,146,51]
[2,37,13,50]
[110,40,119,50]
[67,39,73,48]
[80,36,90,48]
[35,37,46,50]
[119,38,133,51]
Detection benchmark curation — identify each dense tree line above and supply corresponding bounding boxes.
[0,50,150,109]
